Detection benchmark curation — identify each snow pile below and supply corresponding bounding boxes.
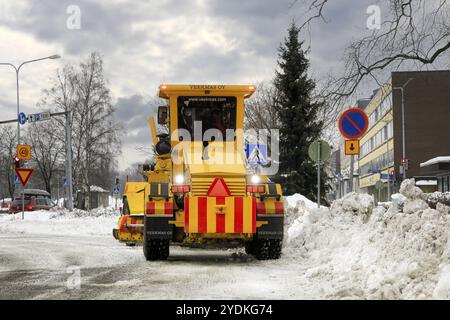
[426,192,450,209]
[331,192,374,221]
[285,194,322,210]
[285,180,450,299]
[0,207,120,236]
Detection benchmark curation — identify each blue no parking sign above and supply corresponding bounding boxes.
[338,108,369,139]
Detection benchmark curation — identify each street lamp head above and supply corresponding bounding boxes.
[48,54,61,59]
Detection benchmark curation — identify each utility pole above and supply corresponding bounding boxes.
[64,111,74,211]
[0,55,61,200]
[317,141,321,208]
[393,78,413,181]
[0,109,73,212]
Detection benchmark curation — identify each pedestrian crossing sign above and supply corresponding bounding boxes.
[246,144,268,165]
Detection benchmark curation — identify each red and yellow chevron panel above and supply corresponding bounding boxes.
[146,200,173,215]
[184,196,256,234]
[256,199,284,215]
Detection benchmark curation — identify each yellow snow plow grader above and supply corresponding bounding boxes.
[113,84,285,260]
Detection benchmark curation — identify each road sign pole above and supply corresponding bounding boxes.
[65,111,74,212]
[387,176,391,201]
[378,186,381,205]
[317,141,321,208]
[22,188,24,220]
[348,155,355,192]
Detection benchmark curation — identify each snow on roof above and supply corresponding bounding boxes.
[420,156,450,167]
[90,185,109,193]
[415,180,437,186]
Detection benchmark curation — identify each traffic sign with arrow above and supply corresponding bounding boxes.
[345,139,360,155]
[18,112,27,125]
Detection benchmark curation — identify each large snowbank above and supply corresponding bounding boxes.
[285,179,450,299]
[0,206,119,236]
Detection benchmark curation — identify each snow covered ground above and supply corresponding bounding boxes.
[0,180,449,299]
[0,206,119,237]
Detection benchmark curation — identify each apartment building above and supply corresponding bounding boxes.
[358,70,450,201]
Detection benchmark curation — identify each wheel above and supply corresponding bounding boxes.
[143,238,170,261]
[268,239,282,259]
[244,241,254,255]
[254,239,270,260]
[125,242,136,247]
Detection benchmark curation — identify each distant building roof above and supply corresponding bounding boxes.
[420,156,450,167]
[356,99,371,109]
[90,185,109,193]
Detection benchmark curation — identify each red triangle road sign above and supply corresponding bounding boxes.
[15,168,33,187]
[207,177,231,197]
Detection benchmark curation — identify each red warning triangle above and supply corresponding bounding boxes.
[207,177,231,197]
[15,168,33,187]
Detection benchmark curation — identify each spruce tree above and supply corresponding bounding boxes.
[274,22,325,199]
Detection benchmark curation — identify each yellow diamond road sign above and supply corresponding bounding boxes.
[345,140,360,155]
[17,144,31,160]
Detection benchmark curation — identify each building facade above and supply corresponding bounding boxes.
[358,70,450,201]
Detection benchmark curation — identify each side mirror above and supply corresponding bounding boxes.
[157,106,168,125]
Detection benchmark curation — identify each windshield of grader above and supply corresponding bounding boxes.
[177,96,237,141]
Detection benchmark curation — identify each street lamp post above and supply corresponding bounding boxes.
[393,78,413,181]
[0,55,61,145]
[1,55,61,216]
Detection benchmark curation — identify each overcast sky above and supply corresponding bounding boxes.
[0,0,377,171]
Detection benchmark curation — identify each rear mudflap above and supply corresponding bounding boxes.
[256,215,284,240]
[144,215,173,239]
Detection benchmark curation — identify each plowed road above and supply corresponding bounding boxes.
[0,234,311,299]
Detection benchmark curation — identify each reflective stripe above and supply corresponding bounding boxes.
[198,197,207,233]
[185,196,190,232]
[275,201,284,214]
[256,201,266,214]
[216,196,225,233]
[146,202,156,214]
[234,197,243,233]
[225,197,235,233]
[252,197,256,233]
[207,197,216,233]
[243,197,253,232]
[189,196,199,233]
[164,202,173,215]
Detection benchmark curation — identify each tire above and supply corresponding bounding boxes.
[268,239,282,259]
[125,242,136,247]
[244,241,254,255]
[254,239,270,260]
[143,238,170,261]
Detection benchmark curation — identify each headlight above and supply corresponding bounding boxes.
[251,175,260,184]
[174,175,185,184]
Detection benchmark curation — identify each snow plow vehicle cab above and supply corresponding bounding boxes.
[113,84,285,260]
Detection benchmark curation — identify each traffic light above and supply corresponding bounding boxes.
[14,157,21,168]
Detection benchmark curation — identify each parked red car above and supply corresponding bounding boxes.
[0,199,11,213]
[9,189,55,214]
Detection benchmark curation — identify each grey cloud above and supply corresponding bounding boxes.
[0,0,379,170]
